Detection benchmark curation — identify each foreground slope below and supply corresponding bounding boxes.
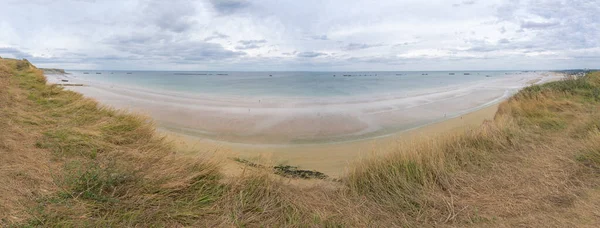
[1,58,600,227]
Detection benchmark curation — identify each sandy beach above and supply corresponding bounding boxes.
[46,72,563,177]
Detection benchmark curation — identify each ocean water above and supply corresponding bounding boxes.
[56,70,553,144]
[69,70,523,98]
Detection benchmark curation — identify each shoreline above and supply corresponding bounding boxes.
[46,72,559,145]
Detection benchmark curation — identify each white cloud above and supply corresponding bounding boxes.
[0,0,597,70]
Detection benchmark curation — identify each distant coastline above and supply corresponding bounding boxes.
[39,68,66,74]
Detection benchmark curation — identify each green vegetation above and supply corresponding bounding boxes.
[233,158,329,179]
[39,68,66,74]
[2,57,600,227]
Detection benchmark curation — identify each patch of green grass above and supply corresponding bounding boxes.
[576,149,600,169]
[536,115,567,130]
[100,114,152,145]
[36,129,105,159]
[60,161,133,202]
[346,158,428,212]
[570,116,600,139]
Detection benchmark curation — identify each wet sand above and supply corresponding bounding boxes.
[168,103,501,178]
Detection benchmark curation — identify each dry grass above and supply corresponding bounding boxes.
[345,72,600,226]
[2,57,600,227]
[0,59,223,227]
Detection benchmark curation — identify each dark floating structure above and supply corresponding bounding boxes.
[57,83,84,87]
[341,74,379,77]
[126,72,132,74]
[83,72,89,74]
[61,79,68,82]
[96,72,101,74]
[464,73,471,75]
[216,73,228,75]
[449,73,455,75]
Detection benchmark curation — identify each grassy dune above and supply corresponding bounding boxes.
[2,58,600,227]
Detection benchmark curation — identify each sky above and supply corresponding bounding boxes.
[0,0,598,71]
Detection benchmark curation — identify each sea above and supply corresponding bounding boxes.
[69,70,527,98]
[52,70,553,144]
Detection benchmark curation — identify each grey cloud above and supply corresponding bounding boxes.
[499,26,506,33]
[181,44,246,61]
[466,46,499,52]
[62,52,87,57]
[310,35,328,40]
[495,0,521,22]
[393,41,418,47]
[347,56,401,64]
[345,53,481,65]
[453,0,476,7]
[235,40,267,50]
[498,38,510,44]
[520,20,560,29]
[239,40,267,45]
[94,55,130,61]
[0,47,32,58]
[143,0,196,33]
[236,44,261,50]
[156,42,244,61]
[106,33,171,46]
[105,33,244,61]
[568,49,600,59]
[297,51,326,58]
[209,0,249,14]
[494,0,599,54]
[462,38,507,52]
[204,32,229,41]
[282,51,298,56]
[343,43,383,51]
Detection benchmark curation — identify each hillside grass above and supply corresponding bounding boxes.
[2,58,600,227]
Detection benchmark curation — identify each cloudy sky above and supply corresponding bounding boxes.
[0,0,598,71]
